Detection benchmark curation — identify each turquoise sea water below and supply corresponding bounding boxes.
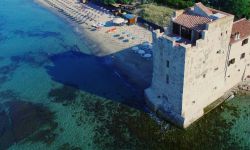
[0,0,249,149]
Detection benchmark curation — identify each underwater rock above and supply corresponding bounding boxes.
[0,63,19,75]
[0,90,20,101]
[29,129,57,145]
[48,84,79,104]
[0,104,8,132]
[58,143,82,150]
[59,128,64,132]
[0,100,57,149]
[0,107,15,150]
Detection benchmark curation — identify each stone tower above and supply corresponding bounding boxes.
[145,2,250,128]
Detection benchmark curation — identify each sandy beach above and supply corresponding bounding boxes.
[35,0,153,89]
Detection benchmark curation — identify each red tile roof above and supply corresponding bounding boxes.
[195,2,213,16]
[173,11,212,32]
[230,19,250,44]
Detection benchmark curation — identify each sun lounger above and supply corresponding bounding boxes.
[106,28,117,33]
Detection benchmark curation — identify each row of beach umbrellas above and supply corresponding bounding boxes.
[131,42,153,59]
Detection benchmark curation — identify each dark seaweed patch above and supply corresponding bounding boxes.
[27,30,61,38]
[10,51,50,67]
[0,100,57,149]
[60,44,81,52]
[71,94,245,150]
[0,90,20,101]
[0,62,20,83]
[28,123,58,145]
[0,63,19,75]
[13,29,61,39]
[57,143,82,150]
[48,84,80,104]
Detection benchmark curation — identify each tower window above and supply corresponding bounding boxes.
[228,58,235,66]
[241,53,245,59]
[166,75,169,84]
[166,60,169,68]
[217,50,221,54]
[242,38,248,46]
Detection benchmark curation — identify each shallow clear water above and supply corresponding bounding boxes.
[0,0,249,150]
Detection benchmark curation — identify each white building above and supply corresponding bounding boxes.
[145,2,250,128]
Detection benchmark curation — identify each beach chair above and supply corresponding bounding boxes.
[106,28,117,33]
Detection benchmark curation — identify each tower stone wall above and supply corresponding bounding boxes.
[145,7,250,128]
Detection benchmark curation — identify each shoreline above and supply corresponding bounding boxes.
[34,0,153,90]
[33,0,109,55]
[34,0,250,118]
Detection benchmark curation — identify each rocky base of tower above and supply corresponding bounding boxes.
[145,88,204,128]
[145,80,250,128]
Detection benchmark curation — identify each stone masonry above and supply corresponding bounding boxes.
[145,2,250,128]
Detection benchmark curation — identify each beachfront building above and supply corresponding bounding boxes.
[145,2,250,128]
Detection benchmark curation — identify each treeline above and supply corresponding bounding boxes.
[204,0,250,19]
[151,0,194,9]
[150,0,250,19]
[95,0,250,19]
[93,0,134,5]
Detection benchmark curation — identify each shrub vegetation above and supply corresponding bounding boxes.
[137,3,174,27]
[95,0,250,23]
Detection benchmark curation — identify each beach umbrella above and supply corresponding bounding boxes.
[132,46,139,51]
[142,41,151,47]
[143,54,152,58]
[148,45,153,49]
[97,22,105,27]
[113,18,124,25]
[138,49,145,55]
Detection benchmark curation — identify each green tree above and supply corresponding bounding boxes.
[227,0,250,19]
[152,0,194,8]
[103,0,117,4]
[120,0,134,4]
[200,0,250,19]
